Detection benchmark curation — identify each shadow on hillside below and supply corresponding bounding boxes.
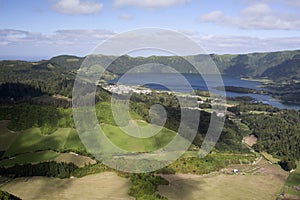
[158,174,206,200]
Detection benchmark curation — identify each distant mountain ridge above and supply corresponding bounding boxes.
[1,50,300,83]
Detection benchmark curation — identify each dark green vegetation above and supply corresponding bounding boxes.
[0,104,74,134]
[130,92,250,154]
[228,103,300,170]
[159,153,255,174]
[1,50,300,83]
[215,86,267,94]
[128,174,168,200]
[266,82,300,104]
[0,51,299,199]
[95,50,300,81]
[0,161,78,178]
[0,190,20,200]
[1,50,300,105]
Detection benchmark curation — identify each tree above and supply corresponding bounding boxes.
[278,158,296,171]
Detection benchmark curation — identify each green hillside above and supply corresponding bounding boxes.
[1,50,300,85]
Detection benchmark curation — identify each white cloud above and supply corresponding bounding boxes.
[113,0,191,8]
[284,0,300,7]
[119,13,133,20]
[196,35,300,54]
[198,3,300,30]
[241,3,272,15]
[0,29,115,57]
[51,0,103,15]
[199,11,225,22]
[0,29,300,57]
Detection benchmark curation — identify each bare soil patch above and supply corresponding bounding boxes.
[243,135,257,147]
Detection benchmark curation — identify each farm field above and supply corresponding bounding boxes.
[54,153,96,168]
[0,172,133,200]
[3,128,71,157]
[0,120,19,151]
[3,127,85,158]
[158,158,288,200]
[101,123,188,152]
[0,151,59,167]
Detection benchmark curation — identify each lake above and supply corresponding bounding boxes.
[109,73,300,110]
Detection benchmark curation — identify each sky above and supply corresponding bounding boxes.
[0,0,300,59]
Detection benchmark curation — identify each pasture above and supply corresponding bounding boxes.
[101,123,189,152]
[3,128,83,157]
[0,120,19,151]
[0,172,133,200]
[158,158,288,200]
[0,151,59,167]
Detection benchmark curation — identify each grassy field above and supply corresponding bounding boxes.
[101,123,189,152]
[0,151,59,167]
[63,129,86,152]
[261,152,280,164]
[96,102,142,126]
[283,161,300,197]
[0,172,133,200]
[3,128,71,157]
[159,158,288,200]
[0,120,19,151]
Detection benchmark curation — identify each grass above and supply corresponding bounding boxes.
[0,172,132,200]
[159,158,288,200]
[96,102,142,126]
[164,153,256,175]
[54,153,96,168]
[284,161,300,197]
[232,119,252,136]
[63,129,86,153]
[101,123,186,152]
[285,161,300,186]
[0,151,59,167]
[261,152,280,164]
[286,187,300,196]
[0,120,19,151]
[3,128,71,157]
[159,174,283,200]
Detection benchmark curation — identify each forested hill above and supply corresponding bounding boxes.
[1,50,300,83]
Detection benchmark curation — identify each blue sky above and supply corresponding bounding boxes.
[0,0,300,59]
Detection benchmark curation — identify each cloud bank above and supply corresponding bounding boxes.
[51,0,103,15]
[1,29,300,58]
[198,3,300,30]
[113,0,190,8]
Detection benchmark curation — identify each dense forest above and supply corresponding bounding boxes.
[0,161,78,178]
[228,103,300,170]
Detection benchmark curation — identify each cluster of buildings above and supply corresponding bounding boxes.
[102,84,152,95]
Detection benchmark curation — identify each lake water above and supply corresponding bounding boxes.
[109,73,300,110]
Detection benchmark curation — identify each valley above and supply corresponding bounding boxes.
[0,52,299,200]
